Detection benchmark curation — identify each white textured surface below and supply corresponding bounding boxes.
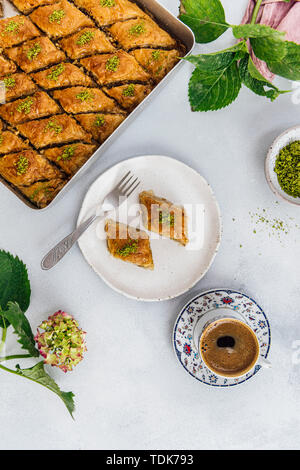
[1,0,300,450]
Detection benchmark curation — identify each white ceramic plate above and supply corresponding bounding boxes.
[265,125,300,206]
[77,155,221,301]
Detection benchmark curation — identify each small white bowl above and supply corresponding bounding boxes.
[265,125,300,206]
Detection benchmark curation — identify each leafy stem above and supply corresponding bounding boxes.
[0,354,32,362]
[250,0,263,25]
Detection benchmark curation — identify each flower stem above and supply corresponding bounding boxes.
[0,354,32,363]
[251,0,263,25]
[0,323,7,354]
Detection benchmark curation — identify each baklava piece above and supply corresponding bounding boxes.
[75,112,125,143]
[0,130,29,155]
[109,17,176,50]
[0,56,17,77]
[139,190,188,246]
[1,73,37,102]
[0,91,60,125]
[103,83,151,111]
[31,63,93,90]
[0,16,40,49]
[73,0,145,27]
[10,0,58,15]
[0,149,62,187]
[59,28,115,60]
[131,49,180,83]
[30,0,94,39]
[6,36,66,73]
[80,50,150,86]
[17,114,92,148]
[105,219,154,270]
[20,178,66,208]
[43,143,96,175]
[53,86,120,114]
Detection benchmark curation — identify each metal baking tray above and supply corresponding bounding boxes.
[0,0,195,210]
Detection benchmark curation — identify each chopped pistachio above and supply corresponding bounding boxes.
[57,145,76,161]
[44,119,63,134]
[49,9,65,24]
[76,90,94,102]
[16,96,34,114]
[117,240,138,256]
[122,84,135,97]
[27,43,42,60]
[94,115,105,127]
[15,155,29,175]
[106,55,119,72]
[100,0,116,6]
[3,76,16,89]
[47,63,65,81]
[129,22,145,36]
[76,31,95,46]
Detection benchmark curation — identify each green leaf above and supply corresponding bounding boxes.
[179,0,228,43]
[250,35,287,63]
[184,42,247,71]
[239,55,289,101]
[15,361,75,418]
[2,302,39,357]
[232,24,286,40]
[188,60,241,111]
[268,41,300,80]
[0,250,31,328]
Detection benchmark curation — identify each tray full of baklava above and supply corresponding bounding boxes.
[0,0,194,209]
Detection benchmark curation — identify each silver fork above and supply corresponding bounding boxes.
[41,171,140,270]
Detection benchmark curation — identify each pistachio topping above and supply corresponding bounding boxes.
[27,43,42,60]
[3,76,16,89]
[15,155,29,175]
[16,96,34,114]
[105,55,119,72]
[117,240,138,257]
[122,84,135,97]
[76,90,94,102]
[94,115,105,127]
[129,22,145,36]
[47,63,65,81]
[49,9,65,24]
[159,211,175,226]
[152,50,161,61]
[100,0,116,6]
[2,19,24,35]
[57,145,76,161]
[76,31,95,46]
[44,119,63,134]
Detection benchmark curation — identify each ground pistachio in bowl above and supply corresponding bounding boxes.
[274,141,300,199]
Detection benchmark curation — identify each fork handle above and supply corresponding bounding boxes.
[41,214,99,270]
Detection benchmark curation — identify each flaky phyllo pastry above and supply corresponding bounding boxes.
[0,0,184,207]
[105,219,154,270]
[139,190,189,246]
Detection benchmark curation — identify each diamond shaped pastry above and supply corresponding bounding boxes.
[10,0,58,15]
[31,62,93,90]
[73,0,145,27]
[131,48,180,83]
[59,27,115,60]
[53,86,120,114]
[0,15,40,49]
[75,113,125,143]
[1,72,37,102]
[43,143,96,176]
[103,83,152,111]
[20,178,66,208]
[0,55,17,77]
[0,130,29,155]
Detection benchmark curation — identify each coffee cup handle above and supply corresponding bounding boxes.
[258,356,271,369]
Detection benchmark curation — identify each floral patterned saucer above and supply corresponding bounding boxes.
[173,289,271,387]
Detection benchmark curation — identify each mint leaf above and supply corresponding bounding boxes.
[268,41,300,80]
[239,55,289,101]
[232,24,285,40]
[15,361,75,418]
[0,250,31,328]
[251,35,287,63]
[188,60,241,111]
[179,0,228,43]
[2,302,39,357]
[184,42,247,71]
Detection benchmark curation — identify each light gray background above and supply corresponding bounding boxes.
[0,0,300,450]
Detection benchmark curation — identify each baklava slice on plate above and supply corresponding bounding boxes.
[0,56,17,77]
[17,114,92,148]
[105,219,154,270]
[74,0,145,27]
[10,0,58,15]
[59,28,115,60]
[31,63,93,90]
[0,16,40,48]
[75,112,125,143]
[43,143,96,176]
[20,178,66,208]
[108,17,176,50]
[0,149,62,187]
[0,91,60,125]
[53,87,120,114]
[103,83,152,111]
[30,0,94,39]
[6,36,66,73]
[0,130,29,155]
[131,49,180,83]
[1,73,37,102]
[80,50,150,86]
[139,190,188,246]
